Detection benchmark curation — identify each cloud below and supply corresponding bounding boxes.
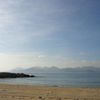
[38,55,46,58]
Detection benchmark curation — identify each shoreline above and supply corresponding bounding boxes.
[0,84,100,100]
[0,83,100,88]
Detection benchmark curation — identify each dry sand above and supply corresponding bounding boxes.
[0,84,100,100]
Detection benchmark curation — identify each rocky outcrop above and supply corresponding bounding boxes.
[0,72,35,78]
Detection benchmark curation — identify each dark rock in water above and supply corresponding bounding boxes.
[0,72,35,78]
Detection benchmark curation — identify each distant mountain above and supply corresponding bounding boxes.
[11,66,100,74]
[12,66,61,74]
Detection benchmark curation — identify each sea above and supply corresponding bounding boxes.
[0,71,100,87]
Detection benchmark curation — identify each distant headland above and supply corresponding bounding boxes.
[0,72,35,78]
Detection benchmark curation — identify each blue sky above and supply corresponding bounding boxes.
[0,0,100,71]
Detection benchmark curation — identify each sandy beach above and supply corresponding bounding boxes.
[0,84,99,100]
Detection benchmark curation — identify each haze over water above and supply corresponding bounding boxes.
[0,67,100,87]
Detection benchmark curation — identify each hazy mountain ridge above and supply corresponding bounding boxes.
[11,66,100,74]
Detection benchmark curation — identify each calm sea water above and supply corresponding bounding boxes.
[0,72,100,87]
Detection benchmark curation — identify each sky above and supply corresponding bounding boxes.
[0,0,100,71]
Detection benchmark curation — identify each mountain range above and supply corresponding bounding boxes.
[11,66,100,74]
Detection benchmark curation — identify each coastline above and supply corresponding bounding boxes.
[0,84,100,100]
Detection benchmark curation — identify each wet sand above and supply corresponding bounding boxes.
[0,84,100,100]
